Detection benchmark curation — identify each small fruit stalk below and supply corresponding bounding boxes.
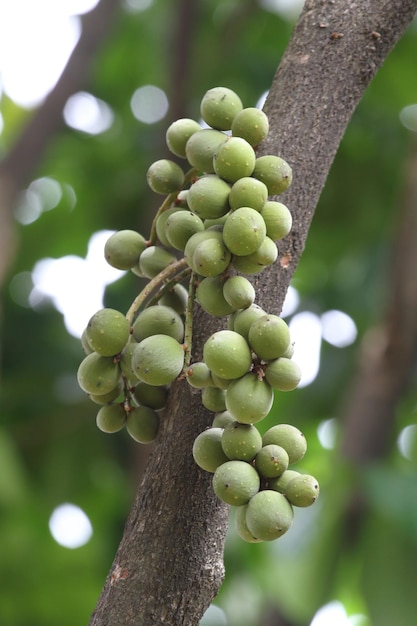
[76,85,319,541]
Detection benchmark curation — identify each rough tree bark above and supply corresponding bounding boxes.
[89,1,417,625]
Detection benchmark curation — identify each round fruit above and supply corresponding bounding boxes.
[184,230,224,271]
[146,159,184,194]
[213,137,256,183]
[192,235,231,277]
[231,107,269,147]
[233,304,266,341]
[228,177,268,212]
[89,381,123,405]
[86,308,130,357]
[186,361,213,389]
[119,340,138,385]
[77,352,121,396]
[234,236,278,270]
[165,211,204,250]
[104,230,147,270]
[156,206,185,247]
[131,334,184,386]
[225,373,273,424]
[96,403,127,433]
[166,118,202,157]
[192,428,230,473]
[248,314,291,360]
[222,207,266,256]
[260,201,293,241]
[285,474,320,507]
[158,283,188,315]
[200,86,243,130]
[132,305,184,343]
[262,424,307,464]
[221,421,262,461]
[212,410,235,428]
[269,470,301,494]
[255,444,289,478]
[252,155,292,195]
[203,330,252,380]
[212,460,260,506]
[235,505,263,543]
[187,174,231,219]
[246,490,294,541]
[264,357,301,391]
[133,381,168,410]
[139,246,176,279]
[222,276,255,310]
[126,406,159,443]
[185,129,227,173]
[202,386,227,412]
[195,276,235,317]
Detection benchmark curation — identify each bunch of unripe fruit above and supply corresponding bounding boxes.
[76,86,319,542]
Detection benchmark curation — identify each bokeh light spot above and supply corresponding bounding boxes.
[130,85,169,124]
[321,309,357,347]
[49,503,93,549]
[64,91,114,134]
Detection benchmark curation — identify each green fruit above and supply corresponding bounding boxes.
[158,283,188,315]
[260,201,292,241]
[165,210,204,250]
[231,255,266,276]
[222,207,266,256]
[203,330,252,380]
[156,207,185,247]
[235,505,263,543]
[192,235,231,277]
[236,236,278,269]
[212,460,260,506]
[132,334,184,386]
[89,381,123,405]
[225,373,273,424]
[221,421,262,461]
[223,275,255,310]
[212,410,235,428]
[185,129,227,173]
[233,304,266,341]
[186,361,213,389]
[269,470,301,494]
[81,328,94,355]
[262,424,307,464]
[192,428,230,473]
[119,340,138,385]
[248,314,291,361]
[255,444,289,478]
[285,474,320,507]
[96,403,127,433]
[245,490,294,541]
[195,276,235,316]
[86,308,130,357]
[187,174,231,219]
[133,381,168,410]
[166,118,202,157]
[231,107,269,147]
[132,305,184,343]
[104,230,147,270]
[146,159,184,194]
[202,386,227,412]
[77,352,121,396]
[126,406,159,443]
[213,137,256,183]
[139,246,176,278]
[210,372,233,389]
[200,86,243,130]
[184,230,224,271]
[264,357,301,391]
[228,177,268,212]
[252,155,292,195]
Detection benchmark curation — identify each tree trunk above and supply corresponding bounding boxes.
[89,1,417,624]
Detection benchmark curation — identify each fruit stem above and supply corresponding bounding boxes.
[182,270,197,372]
[125,258,189,324]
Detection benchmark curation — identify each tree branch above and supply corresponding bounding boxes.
[89,1,417,624]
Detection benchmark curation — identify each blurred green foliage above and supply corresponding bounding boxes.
[1,1,417,625]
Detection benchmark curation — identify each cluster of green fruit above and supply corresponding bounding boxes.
[75,86,319,541]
